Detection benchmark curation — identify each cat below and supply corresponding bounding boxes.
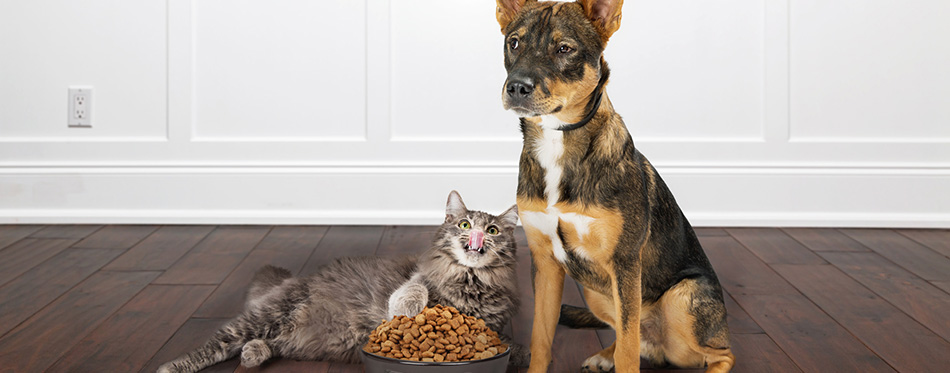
[158,191,526,372]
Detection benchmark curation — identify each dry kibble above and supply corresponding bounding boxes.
[363,305,507,362]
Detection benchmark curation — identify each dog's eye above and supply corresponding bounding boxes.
[459,220,472,229]
[557,45,574,54]
[508,38,519,50]
[487,226,500,235]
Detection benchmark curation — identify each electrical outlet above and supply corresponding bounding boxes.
[68,86,93,127]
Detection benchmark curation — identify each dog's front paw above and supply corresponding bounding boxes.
[581,353,615,373]
[241,339,272,368]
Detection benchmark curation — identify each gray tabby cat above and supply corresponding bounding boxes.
[158,191,525,373]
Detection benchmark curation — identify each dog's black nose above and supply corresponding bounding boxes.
[506,79,534,98]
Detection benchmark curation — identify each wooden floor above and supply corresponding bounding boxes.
[1,225,949,372]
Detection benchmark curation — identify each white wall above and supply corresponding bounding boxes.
[1,0,948,227]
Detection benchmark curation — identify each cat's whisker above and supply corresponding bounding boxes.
[486,245,503,258]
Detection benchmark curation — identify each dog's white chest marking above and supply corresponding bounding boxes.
[522,116,595,263]
[535,117,565,207]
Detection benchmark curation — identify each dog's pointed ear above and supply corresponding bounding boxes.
[445,190,467,220]
[577,0,624,41]
[496,0,533,32]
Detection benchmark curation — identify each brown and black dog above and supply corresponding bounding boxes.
[494,1,735,372]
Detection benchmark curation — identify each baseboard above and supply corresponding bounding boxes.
[1,166,948,227]
[3,210,949,228]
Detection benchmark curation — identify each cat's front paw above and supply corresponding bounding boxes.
[388,299,426,319]
[387,280,428,318]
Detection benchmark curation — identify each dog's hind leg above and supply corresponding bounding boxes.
[657,277,735,372]
[576,288,618,372]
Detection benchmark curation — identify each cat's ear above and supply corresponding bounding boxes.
[499,204,519,226]
[445,190,467,219]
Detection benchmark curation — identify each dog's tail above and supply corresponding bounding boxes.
[558,304,611,329]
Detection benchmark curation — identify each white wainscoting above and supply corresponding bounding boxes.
[1,0,948,227]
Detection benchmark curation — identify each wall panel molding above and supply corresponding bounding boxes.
[1,0,947,226]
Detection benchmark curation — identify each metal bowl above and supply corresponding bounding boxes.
[360,347,510,373]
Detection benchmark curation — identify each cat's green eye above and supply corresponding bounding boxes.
[459,220,471,229]
[487,226,500,235]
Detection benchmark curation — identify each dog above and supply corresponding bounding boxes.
[494,1,736,372]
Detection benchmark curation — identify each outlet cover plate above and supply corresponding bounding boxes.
[68,86,93,127]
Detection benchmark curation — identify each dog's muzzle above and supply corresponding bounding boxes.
[503,75,536,114]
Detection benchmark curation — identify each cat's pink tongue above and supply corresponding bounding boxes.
[469,231,485,249]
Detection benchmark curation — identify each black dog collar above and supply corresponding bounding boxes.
[556,66,610,132]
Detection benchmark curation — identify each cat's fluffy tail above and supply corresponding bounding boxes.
[558,304,611,329]
[156,326,246,373]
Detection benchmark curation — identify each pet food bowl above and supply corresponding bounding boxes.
[360,347,510,373]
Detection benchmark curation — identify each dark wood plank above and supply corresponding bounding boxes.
[0,270,159,372]
[933,281,950,294]
[48,284,215,373]
[731,293,895,372]
[194,226,328,318]
[237,359,330,373]
[105,225,215,271]
[0,248,124,337]
[375,225,439,257]
[726,228,826,264]
[70,225,159,250]
[728,333,801,373]
[773,264,950,372]
[326,363,364,373]
[724,291,763,335]
[898,229,950,258]
[154,226,272,285]
[510,229,533,349]
[0,225,43,250]
[299,226,385,276]
[819,251,950,341]
[698,236,799,295]
[0,238,76,286]
[782,228,869,252]
[202,359,240,373]
[140,318,232,373]
[29,225,102,238]
[841,228,950,281]
[694,227,728,237]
